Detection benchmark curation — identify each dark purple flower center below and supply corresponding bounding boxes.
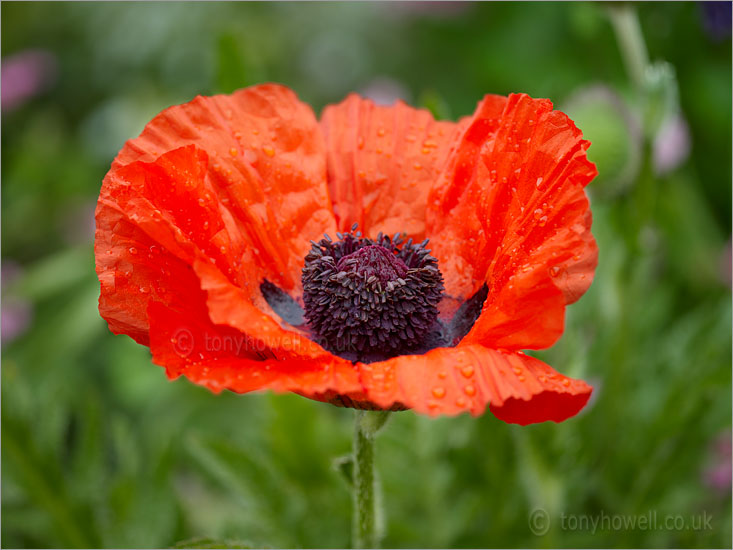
[301,225,444,362]
[336,245,408,283]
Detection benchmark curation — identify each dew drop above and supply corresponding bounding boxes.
[464,384,476,397]
[128,247,138,255]
[535,177,544,189]
[460,365,475,378]
[455,397,467,407]
[549,265,561,277]
[438,371,447,379]
[562,379,570,387]
[262,145,275,157]
[377,128,385,137]
[432,386,446,399]
[229,147,238,157]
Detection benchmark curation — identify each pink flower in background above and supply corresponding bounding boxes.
[1,49,57,112]
[703,432,732,494]
[653,113,691,176]
[1,261,33,345]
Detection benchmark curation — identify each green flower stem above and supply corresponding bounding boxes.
[607,3,650,92]
[352,410,390,549]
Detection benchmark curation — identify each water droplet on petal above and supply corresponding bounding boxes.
[460,365,474,378]
[432,386,446,399]
[464,384,476,397]
[262,145,275,157]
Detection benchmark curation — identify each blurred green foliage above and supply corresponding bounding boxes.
[2,2,731,548]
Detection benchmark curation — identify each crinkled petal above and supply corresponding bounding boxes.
[358,345,592,424]
[95,195,205,346]
[96,145,328,360]
[320,94,469,240]
[113,83,336,295]
[427,93,598,350]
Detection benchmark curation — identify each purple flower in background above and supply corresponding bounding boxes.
[700,1,732,41]
[653,113,691,176]
[703,432,732,494]
[1,49,57,112]
[1,261,33,346]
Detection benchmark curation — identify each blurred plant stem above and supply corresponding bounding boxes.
[606,3,649,92]
[607,3,668,242]
[352,410,390,548]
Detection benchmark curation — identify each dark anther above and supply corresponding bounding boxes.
[302,225,444,362]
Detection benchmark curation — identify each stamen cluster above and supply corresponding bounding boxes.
[302,225,444,361]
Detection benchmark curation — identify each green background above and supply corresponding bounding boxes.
[2,2,731,548]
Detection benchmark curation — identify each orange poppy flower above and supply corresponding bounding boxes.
[95,83,597,425]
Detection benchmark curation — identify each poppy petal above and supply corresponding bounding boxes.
[113,83,337,294]
[320,94,469,240]
[427,93,597,350]
[95,194,206,346]
[147,300,362,396]
[96,145,328,359]
[359,345,592,424]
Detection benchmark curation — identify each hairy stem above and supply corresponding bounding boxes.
[352,410,390,548]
